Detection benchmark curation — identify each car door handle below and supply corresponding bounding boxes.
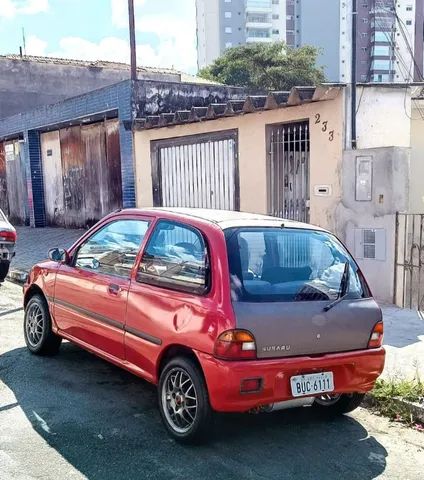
[108,283,121,295]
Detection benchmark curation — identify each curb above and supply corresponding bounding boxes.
[7,269,28,285]
[363,393,424,424]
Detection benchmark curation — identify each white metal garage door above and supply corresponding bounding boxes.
[153,131,239,210]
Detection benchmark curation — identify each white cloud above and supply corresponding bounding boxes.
[24,33,197,73]
[109,0,197,72]
[110,0,146,29]
[26,34,48,55]
[0,0,49,18]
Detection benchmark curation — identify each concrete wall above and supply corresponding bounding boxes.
[356,86,412,149]
[135,80,248,116]
[409,103,424,212]
[196,0,221,69]
[0,57,180,119]
[336,147,410,303]
[219,0,245,51]
[299,0,341,82]
[133,92,344,232]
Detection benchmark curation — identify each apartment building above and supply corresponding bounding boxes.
[196,0,424,84]
[196,0,286,69]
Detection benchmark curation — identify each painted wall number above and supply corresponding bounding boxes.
[315,113,335,142]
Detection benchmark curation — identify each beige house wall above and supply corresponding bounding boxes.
[410,105,424,212]
[133,92,344,232]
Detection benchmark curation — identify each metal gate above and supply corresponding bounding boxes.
[394,213,424,311]
[268,121,310,222]
[152,131,239,210]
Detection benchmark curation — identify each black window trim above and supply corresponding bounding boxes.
[136,219,212,296]
[72,218,151,280]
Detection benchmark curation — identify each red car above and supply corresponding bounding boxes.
[23,208,385,442]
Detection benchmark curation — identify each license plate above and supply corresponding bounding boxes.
[290,372,334,397]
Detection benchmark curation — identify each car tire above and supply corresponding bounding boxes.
[0,261,9,282]
[313,393,365,416]
[158,356,212,444]
[24,294,62,356]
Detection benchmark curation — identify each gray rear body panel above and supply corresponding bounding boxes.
[233,298,381,358]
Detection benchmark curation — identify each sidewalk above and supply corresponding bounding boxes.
[8,226,84,281]
[6,226,424,380]
[380,304,424,380]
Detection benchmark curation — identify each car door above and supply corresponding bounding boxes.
[125,219,210,380]
[53,216,152,359]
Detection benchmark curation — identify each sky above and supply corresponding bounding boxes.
[0,0,198,73]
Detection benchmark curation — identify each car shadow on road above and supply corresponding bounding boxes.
[0,342,388,480]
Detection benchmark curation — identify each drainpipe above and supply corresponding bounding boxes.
[351,0,357,149]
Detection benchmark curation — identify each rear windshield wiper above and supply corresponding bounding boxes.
[323,262,350,312]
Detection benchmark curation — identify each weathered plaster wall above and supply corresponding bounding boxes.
[135,80,249,116]
[336,147,410,303]
[134,92,344,232]
[0,57,180,119]
[409,106,424,212]
[355,86,411,149]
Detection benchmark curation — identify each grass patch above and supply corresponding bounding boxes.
[370,377,424,428]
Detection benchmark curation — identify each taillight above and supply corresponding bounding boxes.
[368,321,384,348]
[214,329,257,360]
[0,230,16,243]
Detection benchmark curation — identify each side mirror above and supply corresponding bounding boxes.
[48,248,69,264]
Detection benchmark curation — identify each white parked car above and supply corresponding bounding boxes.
[0,209,16,282]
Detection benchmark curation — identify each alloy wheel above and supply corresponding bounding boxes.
[25,303,45,348]
[314,393,342,406]
[161,367,198,434]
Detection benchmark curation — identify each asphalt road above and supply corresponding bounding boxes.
[1,281,423,480]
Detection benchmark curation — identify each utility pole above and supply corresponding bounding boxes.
[351,0,357,149]
[128,0,137,81]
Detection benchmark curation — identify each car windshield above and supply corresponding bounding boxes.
[0,209,6,222]
[225,227,370,303]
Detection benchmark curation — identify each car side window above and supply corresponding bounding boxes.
[137,220,209,294]
[74,219,150,278]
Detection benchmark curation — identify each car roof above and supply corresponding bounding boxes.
[120,208,328,233]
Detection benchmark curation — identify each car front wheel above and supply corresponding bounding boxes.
[312,393,365,416]
[158,357,212,443]
[24,294,62,356]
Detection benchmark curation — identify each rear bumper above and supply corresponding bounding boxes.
[196,348,385,412]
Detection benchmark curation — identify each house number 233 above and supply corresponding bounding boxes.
[315,113,334,142]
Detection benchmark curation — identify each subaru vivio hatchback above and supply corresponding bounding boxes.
[23,208,385,442]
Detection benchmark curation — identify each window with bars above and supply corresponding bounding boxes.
[354,228,386,261]
[363,230,376,259]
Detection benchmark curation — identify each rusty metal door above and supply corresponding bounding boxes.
[60,127,85,228]
[104,119,123,215]
[152,131,239,210]
[41,131,64,226]
[82,123,106,225]
[0,142,8,215]
[394,213,424,312]
[5,140,29,225]
[268,121,310,222]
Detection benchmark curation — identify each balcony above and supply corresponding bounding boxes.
[246,36,273,43]
[246,0,272,14]
[246,14,272,28]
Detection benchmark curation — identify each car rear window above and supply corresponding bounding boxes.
[225,227,371,303]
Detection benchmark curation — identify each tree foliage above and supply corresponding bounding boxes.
[198,42,325,91]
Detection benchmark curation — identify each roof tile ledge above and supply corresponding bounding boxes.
[135,84,343,130]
